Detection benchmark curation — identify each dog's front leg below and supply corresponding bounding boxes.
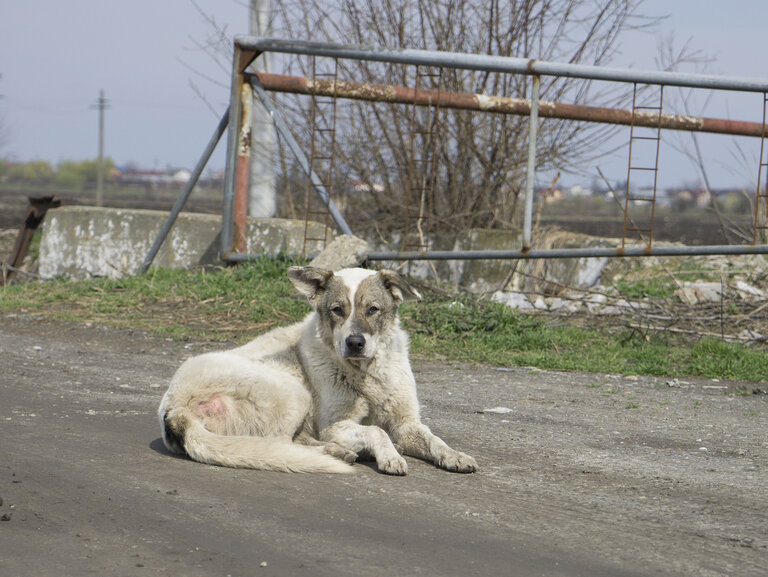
[320,421,408,475]
[392,422,477,473]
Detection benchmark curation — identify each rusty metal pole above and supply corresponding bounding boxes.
[221,42,259,261]
[2,196,61,284]
[254,72,768,139]
[234,83,254,254]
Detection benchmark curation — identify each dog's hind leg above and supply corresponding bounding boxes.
[294,431,358,464]
[161,404,354,473]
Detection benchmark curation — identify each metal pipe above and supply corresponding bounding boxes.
[523,76,540,250]
[245,74,354,237]
[221,44,248,260]
[224,243,768,263]
[234,83,253,253]
[365,244,768,261]
[237,36,768,93]
[140,109,229,273]
[254,71,768,138]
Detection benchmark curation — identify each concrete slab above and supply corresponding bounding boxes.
[39,206,331,279]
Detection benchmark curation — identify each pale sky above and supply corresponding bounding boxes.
[1,0,766,188]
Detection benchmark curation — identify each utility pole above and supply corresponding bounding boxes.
[92,90,108,207]
[249,0,276,217]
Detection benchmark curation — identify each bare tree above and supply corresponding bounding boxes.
[267,0,655,236]
[189,1,657,237]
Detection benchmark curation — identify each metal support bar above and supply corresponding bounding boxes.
[246,74,354,238]
[140,108,229,273]
[754,93,768,243]
[366,244,768,261]
[237,36,768,93]
[522,76,540,251]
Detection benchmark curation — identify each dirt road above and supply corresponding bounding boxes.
[1,314,766,576]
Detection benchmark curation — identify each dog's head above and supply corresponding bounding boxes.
[288,266,421,362]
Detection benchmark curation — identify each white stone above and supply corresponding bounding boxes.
[734,280,766,299]
[491,291,533,310]
[533,297,548,310]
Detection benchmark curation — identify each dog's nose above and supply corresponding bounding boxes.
[345,334,366,354]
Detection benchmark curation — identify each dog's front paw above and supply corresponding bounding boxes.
[438,450,477,473]
[378,453,408,475]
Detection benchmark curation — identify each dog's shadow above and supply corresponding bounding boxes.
[149,437,191,461]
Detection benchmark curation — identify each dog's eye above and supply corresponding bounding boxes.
[366,305,379,316]
[330,306,344,317]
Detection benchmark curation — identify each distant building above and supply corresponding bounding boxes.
[567,184,592,197]
[118,168,191,186]
[693,188,712,207]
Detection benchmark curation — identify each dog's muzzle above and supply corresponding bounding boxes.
[344,334,366,357]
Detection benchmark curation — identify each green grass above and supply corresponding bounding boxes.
[1,254,311,340]
[612,277,678,299]
[3,256,768,382]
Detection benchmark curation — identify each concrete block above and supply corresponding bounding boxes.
[39,206,330,279]
[456,229,520,294]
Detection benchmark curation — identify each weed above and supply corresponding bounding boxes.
[613,278,677,299]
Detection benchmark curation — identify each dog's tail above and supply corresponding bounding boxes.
[162,409,354,474]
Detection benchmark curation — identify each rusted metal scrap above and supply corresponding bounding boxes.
[2,195,61,284]
[254,71,767,138]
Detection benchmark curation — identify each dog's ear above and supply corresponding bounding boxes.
[378,270,421,305]
[288,266,334,303]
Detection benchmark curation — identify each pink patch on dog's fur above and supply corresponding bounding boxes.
[196,396,227,418]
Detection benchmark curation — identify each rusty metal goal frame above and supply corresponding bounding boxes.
[143,36,768,271]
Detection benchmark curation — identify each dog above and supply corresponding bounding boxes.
[158,266,477,475]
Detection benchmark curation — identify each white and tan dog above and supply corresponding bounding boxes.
[158,266,477,475]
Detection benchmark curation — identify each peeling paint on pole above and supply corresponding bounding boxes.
[234,83,253,253]
[256,72,767,138]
